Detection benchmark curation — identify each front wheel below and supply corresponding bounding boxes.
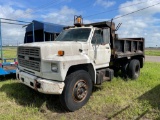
[60,70,93,112]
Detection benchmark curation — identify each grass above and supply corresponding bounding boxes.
[0,47,160,119]
[145,49,160,56]
[2,47,17,58]
[0,47,17,62]
[0,62,160,120]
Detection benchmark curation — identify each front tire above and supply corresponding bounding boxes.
[60,70,93,112]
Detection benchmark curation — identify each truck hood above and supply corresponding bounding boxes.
[20,41,88,59]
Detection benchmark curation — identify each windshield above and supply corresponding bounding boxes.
[55,28,91,42]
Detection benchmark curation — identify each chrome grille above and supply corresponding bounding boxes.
[18,47,40,57]
[18,47,41,72]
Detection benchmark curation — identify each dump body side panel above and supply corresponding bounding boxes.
[112,38,145,59]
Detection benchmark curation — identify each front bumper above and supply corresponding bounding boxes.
[16,69,65,94]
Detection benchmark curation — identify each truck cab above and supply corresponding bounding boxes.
[16,16,144,112]
[55,26,111,67]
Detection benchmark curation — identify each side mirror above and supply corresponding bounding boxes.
[103,28,110,44]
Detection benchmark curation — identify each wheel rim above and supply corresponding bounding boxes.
[72,80,88,102]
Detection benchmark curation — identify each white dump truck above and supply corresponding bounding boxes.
[16,16,145,111]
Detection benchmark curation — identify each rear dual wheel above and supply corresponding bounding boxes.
[128,59,140,80]
[122,59,140,80]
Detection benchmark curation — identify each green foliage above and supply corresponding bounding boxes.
[0,62,160,120]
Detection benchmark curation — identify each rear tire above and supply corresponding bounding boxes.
[128,59,140,80]
[60,70,93,112]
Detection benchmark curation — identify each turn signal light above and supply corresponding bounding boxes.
[58,50,64,56]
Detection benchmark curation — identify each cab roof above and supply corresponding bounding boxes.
[64,21,115,29]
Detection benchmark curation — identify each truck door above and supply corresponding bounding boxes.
[88,29,111,67]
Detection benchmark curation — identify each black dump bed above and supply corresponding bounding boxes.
[113,37,145,58]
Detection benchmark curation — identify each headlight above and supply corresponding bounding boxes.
[51,63,58,72]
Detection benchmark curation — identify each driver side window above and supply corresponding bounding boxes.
[91,30,103,44]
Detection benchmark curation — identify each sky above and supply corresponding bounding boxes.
[0,0,160,47]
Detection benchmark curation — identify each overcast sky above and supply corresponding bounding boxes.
[0,0,160,47]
